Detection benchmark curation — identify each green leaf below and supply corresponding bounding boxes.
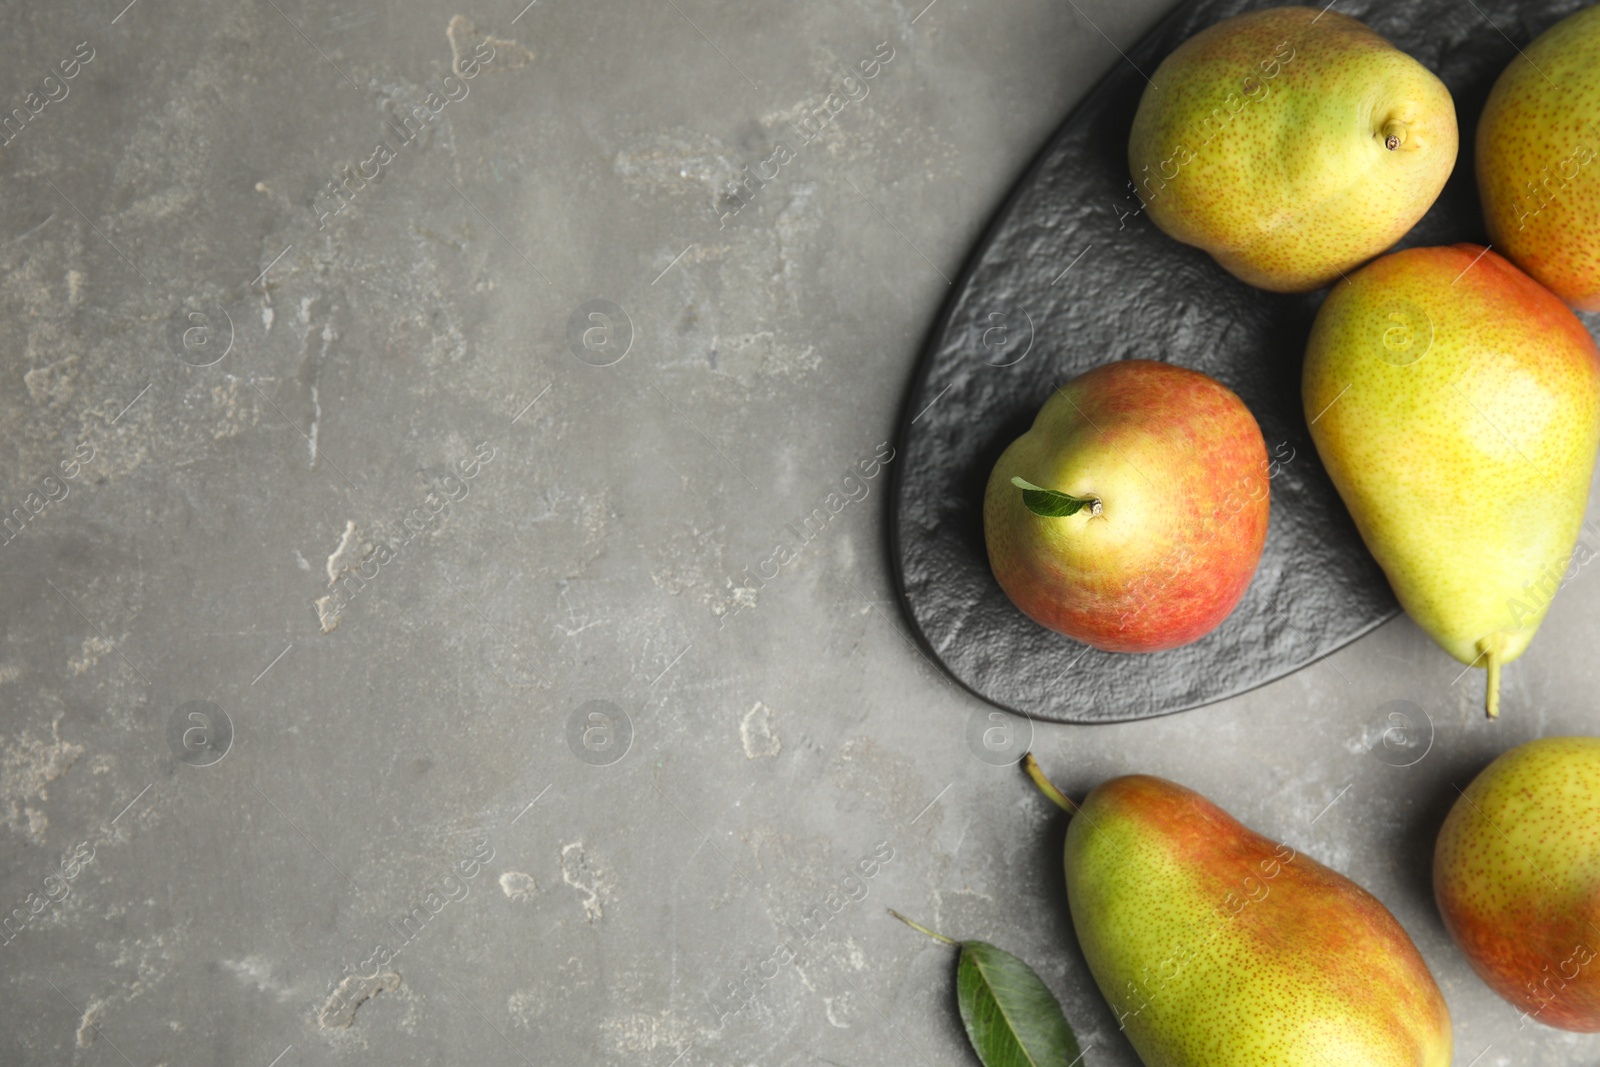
[889,911,1083,1067]
[958,940,1082,1067]
[1011,476,1100,519]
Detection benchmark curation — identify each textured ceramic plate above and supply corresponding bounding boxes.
[890,0,1593,724]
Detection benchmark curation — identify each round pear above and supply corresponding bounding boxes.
[1128,7,1457,292]
[1478,4,1600,310]
[983,360,1269,653]
[1434,737,1600,1030]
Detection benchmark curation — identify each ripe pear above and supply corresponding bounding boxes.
[1478,5,1600,310]
[1128,7,1457,292]
[983,360,1269,653]
[1434,737,1600,1031]
[1024,758,1452,1065]
[1303,245,1600,717]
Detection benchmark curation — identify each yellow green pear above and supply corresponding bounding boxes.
[1303,245,1600,716]
[1128,7,1457,292]
[1025,757,1452,1065]
[1434,736,1600,1030]
[1478,4,1600,310]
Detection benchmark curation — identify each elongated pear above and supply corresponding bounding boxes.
[1303,245,1600,716]
[1025,758,1452,1065]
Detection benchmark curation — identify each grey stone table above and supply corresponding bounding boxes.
[1,1,1595,1065]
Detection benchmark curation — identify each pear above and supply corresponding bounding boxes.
[1128,7,1457,292]
[983,359,1270,653]
[1434,736,1600,1031]
[1478,5,1600,310]
[1303,244,1600,717]
[1024,757,1452,1065]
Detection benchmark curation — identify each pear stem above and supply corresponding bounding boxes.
[1475,634,1511,719]
[888,909,959,947]
[1382,120,1407,151]
[1481,642,1503,720]
[1022,752,1080,815]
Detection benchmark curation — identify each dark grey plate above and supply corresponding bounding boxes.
[890,0,1593,724]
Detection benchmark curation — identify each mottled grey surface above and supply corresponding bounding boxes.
[1,1,1598,1066]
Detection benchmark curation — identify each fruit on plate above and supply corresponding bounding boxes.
[1302,244,1600,717]
[1434,736,1600,1031]
[1024,755,1453,1066]
[1478,4,1600,310]
[1127,7,1457,292]
[983,359,1269,653]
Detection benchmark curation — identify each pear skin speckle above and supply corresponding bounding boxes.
[1479,4,1600,310]
[1128,7,1458,293]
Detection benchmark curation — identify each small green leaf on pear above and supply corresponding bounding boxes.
[1011,476,1100,519]
[890,910,1083,1067]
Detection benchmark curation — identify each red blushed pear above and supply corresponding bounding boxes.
[1434,737,1600,1031]
[1023,755,1453,1066]
[983,360,1269,652]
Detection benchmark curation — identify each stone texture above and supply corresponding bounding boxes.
[1,1,1598,1065]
